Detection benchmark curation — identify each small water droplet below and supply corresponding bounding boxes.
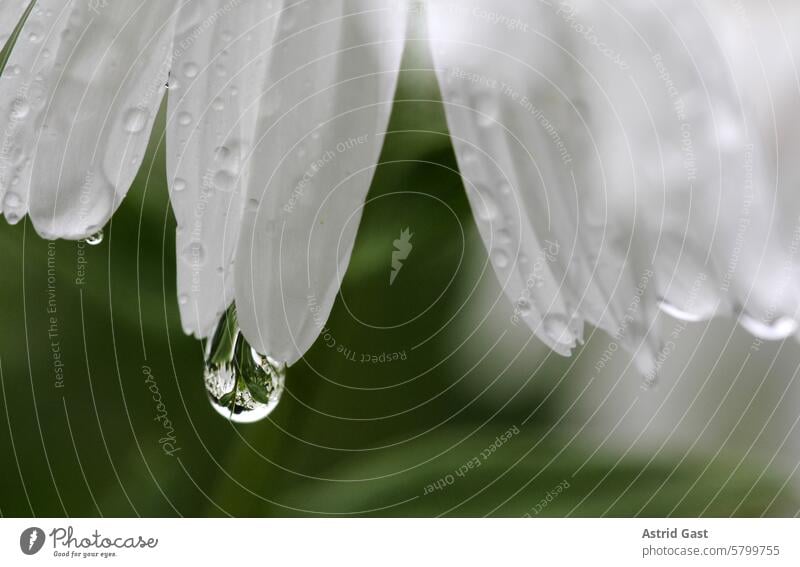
[123,107,148,133]
[83,229,104,246]
[459,148,478,167]
[3,191,21,209]
[182,242,206,266]
[177,111,193,126]
[543,315,575,347]
[178,293,189,305]
[657,298,707,323]
[739,312,798,340]
[474,188,499,222]
[213,170,236,192]
[173,178,187,192]
[204,305,286,423]
[211,97,225,111]
[636,347,660,389]
[475,93,497,127]
[491,249,510,269]
[183,62,199,78]
[10,97,29,119]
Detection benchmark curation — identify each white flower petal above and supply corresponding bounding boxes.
[0,0,29,51]
[21,0,176,239]
[167,0,282,338]
[427,0,599,356]
[234,0,408,364]
[426,0,800,367]
[0,0,67,225]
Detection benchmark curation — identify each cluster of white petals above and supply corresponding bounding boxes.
[1,0,798,371]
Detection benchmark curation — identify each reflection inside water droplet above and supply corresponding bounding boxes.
[204,305,286,423]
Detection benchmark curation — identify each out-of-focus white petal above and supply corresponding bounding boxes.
[234,0,408,365]
[16,0,176,239]
[0,0,28,50]
[706,0,800,335]
[167,0,282,338]
[426,0,800,370]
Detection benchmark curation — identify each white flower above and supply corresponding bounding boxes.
[1,0,799,385]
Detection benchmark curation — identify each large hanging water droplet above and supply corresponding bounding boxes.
[204,305,286,423]
[83,229,104,246]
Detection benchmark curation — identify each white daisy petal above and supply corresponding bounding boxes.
[706,0,800,333]
[427,0,598,356]
[234,0,408,365]
[0,0,29,51]
[426,0,800,369]
[167,0,282,338]
[0,0,66,225]
[22,0,176,239]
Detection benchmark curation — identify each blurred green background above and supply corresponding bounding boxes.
[1,31,798,518]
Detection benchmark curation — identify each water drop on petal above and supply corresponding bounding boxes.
[636,347,660,389]
[123,107,148,133]
[474,187,499,222]
[181,242,206,266]
[213,170,235,192]
[491,249,510,269]
[177,111,193,126]
[739,313,798,341]
[10,97,29,119]
[543,314,575,347]
[657,299,707,322]
[3,191,21,209]
[183,62,199,78]
[83,229,104,246]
